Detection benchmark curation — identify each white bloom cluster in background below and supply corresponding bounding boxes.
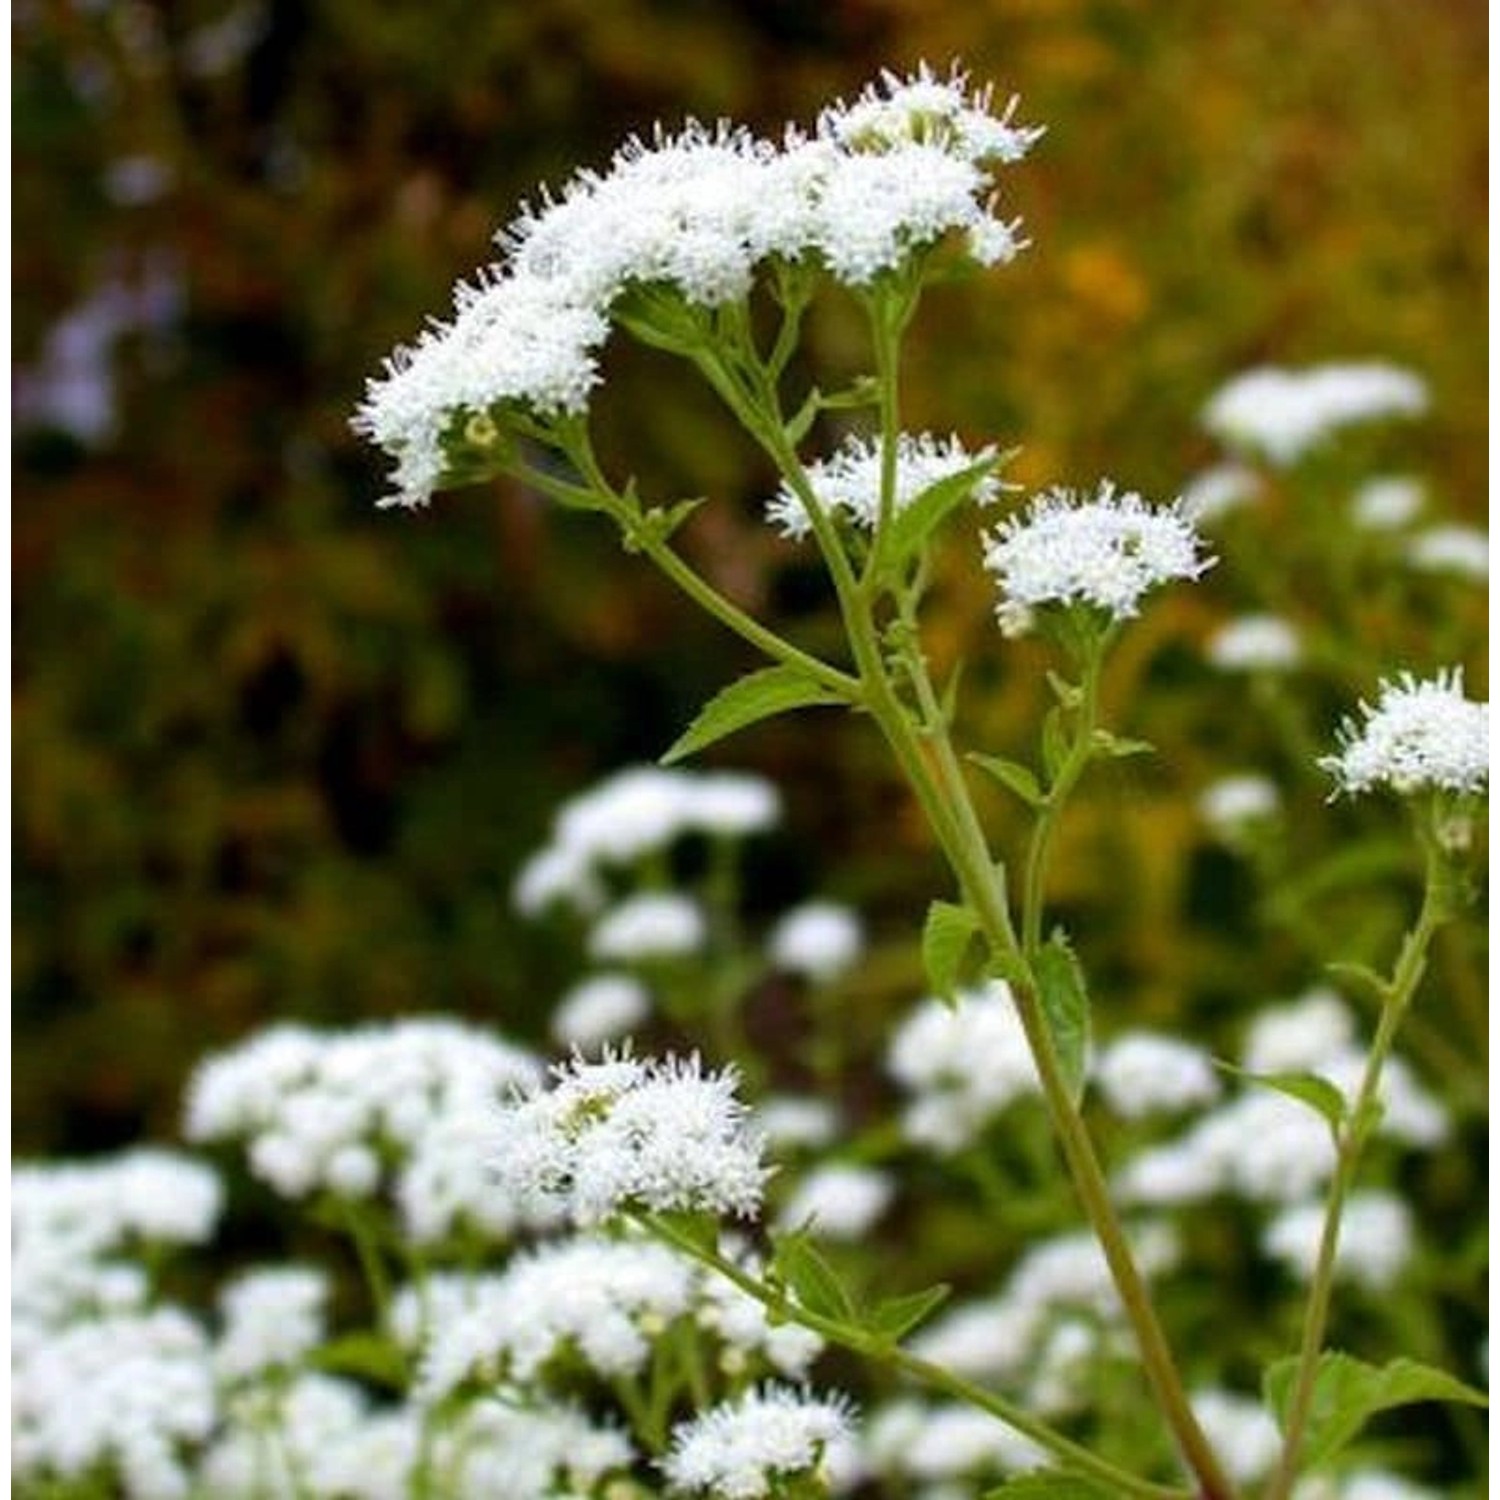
[1262,1190,1414,1291]
[1202,363,1429,467]
[863,1399,1043,1485]
[550,971,652,1051]
[1350,475,1425,532]
[1199,774,1282,840]
[588,890,708,962]
[355,65,1041,508]
[214,1266,329,1381]
[662,1383,857,1499]
[1179,461,1262,525]
[776,1163,894,1240]
[983,481,1212,627]
[767,900,866,984]
[887,980,1041,1152]
[184,1017,545,1244]
[491,1051,769,1225]
[1405,524,1489,582]
[1190,1388,1283,1484]
[766,432,1004,540]
[1206,614,1303,673]
[1093,1031,1220,1119]
[1320,669,1489,798]
[513,765,781,917]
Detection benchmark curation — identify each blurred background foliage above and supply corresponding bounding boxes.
[12,0,1487,1153]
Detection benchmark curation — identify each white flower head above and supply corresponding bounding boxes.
[767,901,865,984]
[1094,1032,1220,1119]
[1202,363,1428,467]
[1190,1389,1282,1484]
[768,432,1003,540]
[215,1266,328,1381]
[492,1051,770,1226]
[1320,669,1488,798]
[1206,614,1302,673]
[1350,476,1425,532]
[776,1164,893,1240]
[1180,462,1262,525]
[1263,1191,1414,1291]
[551,973,653,1051]
[1406,525,1489,582]
[982,481,1212,624]
[588,892,707,963]
[1199,775,1281,839]
[662,1384,856,1499]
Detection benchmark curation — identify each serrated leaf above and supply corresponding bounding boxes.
[985,1475,1112,1499]
[885,451,1015,567]
[923,900,980,1002]
[969,753,1046,808]
[1216,1061,1347,1132]
[770,1231,858,1323]
[661,664,843,766]
[1033,932,1091,1104]
[1265,1352,1488,1472]
[311,1332,408,1389]
[866,1283,951,1342]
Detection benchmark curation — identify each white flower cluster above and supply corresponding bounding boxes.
[766,432,1003,540]
[1202,363,1429,466]
[356,65,1041,508]
[864,1400,1043,1485]
[1179,461,1262,525]
[662,1383,857,1499]
[550,971,652,1051]
[1263,1190,1414,1291]
[1406,524,1489,582]
[1199,774,1282,839]
[1190,1388,1283,1484]
[14,1306,217,1500]
[214,1265,329,1381]
[1093,1031,1220,1119]
[184,1018,544,1245]
[1320,669,1489,799]
[1118,990,1447,1217]
[513,765,781,917]
[776,1163,894,1240]
[887,980,1041,1152]
[415,1233,821,1404]
[491,1051,769,1225]
[1351,476,1425,532]
[1206,614,1302,673]
[982,481,1212,626]
[767,900,866,984]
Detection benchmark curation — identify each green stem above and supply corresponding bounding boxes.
[341,1199,393,1331]
[1263,846,1449,1500]
[642,1214,1190,1500]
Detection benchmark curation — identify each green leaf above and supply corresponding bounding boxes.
[1324,961,1391,1003]
[1216,1061,1347,1132]
[1264,1352,1488,1472]
[1033,932,1091,1104]
[311,1332,408,1389]
[642,497,706,542]
[1091,729,1154,759]
[770,1231,858,1323]
[652,1209,720,1256]
[923,900,981,1002]
[661,664,843,766]
[984,1474,1113,1499]
[1045,670,1083,709]
[865,1283,952,1342]
[884,449,1018,567]
[968,753,1046,809]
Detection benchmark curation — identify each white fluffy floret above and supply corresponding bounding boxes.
[352,269,609,508]
[887,980,1040,1152]
[215,1266,328,1380]
[1263,1190,1414,1291]
[767,901,866,983]
[1350,476,1424,532]
[1093,1031,1220,1119]
[662,1384,856,1498]
[983,481,1212,622]
[1206,614,1302,672]
[14,1306,216,1500]
[1320,669,1489,798]
[776,1163,893,1240]
[417,1235,696,1399]
[491,1051,769,1226]
[551,972,653,1050]
[767,432,1003,539]
[1202,363,1428,466]
[588,891,707,962]
[184,1018,541,1233]
[1406,524,1489,582]
[1199,774,1282,838]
